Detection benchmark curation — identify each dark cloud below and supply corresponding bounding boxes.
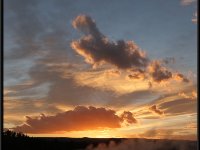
[71,15,149,69]
[120,111,138,124]
[149,105,164,116]
[72,15,102,39]
[71,15,189,83]
[148,61,172,82]
[13,106,137,133]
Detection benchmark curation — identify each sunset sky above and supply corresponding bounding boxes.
[4,0,197,140]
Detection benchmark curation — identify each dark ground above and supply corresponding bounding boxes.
[2,137,198,150]
[2,130,198,150]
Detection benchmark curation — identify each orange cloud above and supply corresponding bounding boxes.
[12,106,137,134]
[104,69,121,77]
[173,73,189,83]
[178,91,197,100]
[147,61,190,83]
[127,68,146,80]
[149,105,164,116]
[192,90,197,99]
[179,92,190,99]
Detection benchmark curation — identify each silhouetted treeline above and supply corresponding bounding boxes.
[3,130,28,139]
[2,130,197,150]
[2,130,123,150]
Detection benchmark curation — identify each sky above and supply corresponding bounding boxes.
[4,0,197,140]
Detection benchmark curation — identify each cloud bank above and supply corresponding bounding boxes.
[13,106,137,133]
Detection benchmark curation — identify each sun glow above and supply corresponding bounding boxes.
[28,129,121,138]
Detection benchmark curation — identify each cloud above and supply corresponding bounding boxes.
[185,122,197,129]
[120,111,138,124]
[178,91,197,100]
[127,68,146,80]
[191,90,197,99]
[17,53,118,107]
[5,0,44,59]
[148,61,172,83]
[181,0,196,5]
[72,15,189,83]
[12,106,137,133]
[173,73,189,83]
[159,98,197,116]
[179,92,191,99]
[71,15,149,69]
[104,69,121,77]
[72,15,102,39]
[192,11,197,24]
[147,86,197,116]
[5,0,71,60]
[149,105,164,116]
[74,69,150,95]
